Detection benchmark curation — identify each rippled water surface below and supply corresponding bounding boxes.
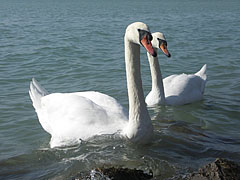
[1,0,240,179]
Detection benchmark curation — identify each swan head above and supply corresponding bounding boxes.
[152,32,171,58]
[125,22,157,57]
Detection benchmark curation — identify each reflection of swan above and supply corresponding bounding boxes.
[146,32,207,106]
[29,22,156,148]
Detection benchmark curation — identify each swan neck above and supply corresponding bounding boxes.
[147,51,166,104]
[124,37,153,142]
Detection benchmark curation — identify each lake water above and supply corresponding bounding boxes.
[0,0,240,179]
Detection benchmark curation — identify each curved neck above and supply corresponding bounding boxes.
[147,51,166,104]
[124,37,153,142]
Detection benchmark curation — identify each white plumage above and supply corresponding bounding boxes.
[146,32,207,106]
[29,22,155,148]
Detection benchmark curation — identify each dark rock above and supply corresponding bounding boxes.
[71,167,153,180]
[72,158,240,180]
[186,158,240,180]
[95,167,153,180]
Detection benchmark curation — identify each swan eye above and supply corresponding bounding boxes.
[138,29,152,44]
[148,34,153,41]
[157,38,167,48]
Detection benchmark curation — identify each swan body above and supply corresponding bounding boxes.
[145,32,207,106]
[30,80,128,147]
[29,22,156,147]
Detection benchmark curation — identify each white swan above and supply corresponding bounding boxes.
[145,32,207,106]
[29,22,156,148]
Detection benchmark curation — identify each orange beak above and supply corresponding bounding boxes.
[160,43,171,58]
[141,36,157,57]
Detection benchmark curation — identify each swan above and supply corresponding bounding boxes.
[29,22,156,148]
[145,32,207,106]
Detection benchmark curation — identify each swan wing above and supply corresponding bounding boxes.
[37,93,127,147]
[74,91,128,118]
[163,73,206,105]
[29,79,128,147]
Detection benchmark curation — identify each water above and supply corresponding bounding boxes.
[0,0,240,179]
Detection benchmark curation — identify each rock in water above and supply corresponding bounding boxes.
[94,167,153,180]
[187,158,240,180]
[71,167,153,180]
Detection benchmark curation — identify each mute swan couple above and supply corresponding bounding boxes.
[29,22,207,148]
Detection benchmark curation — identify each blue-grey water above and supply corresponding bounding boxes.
[1,0,240,179]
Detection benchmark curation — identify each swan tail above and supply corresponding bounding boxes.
[195,64,207,81]
[195,64,207,94]
[29,78,48,110]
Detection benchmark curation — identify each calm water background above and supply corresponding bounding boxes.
[0,0,240,179]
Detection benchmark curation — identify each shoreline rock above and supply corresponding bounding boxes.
[94,167,153,180]
[72,158,240,180]
[185,158,240,180]
[72,166,153,180]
